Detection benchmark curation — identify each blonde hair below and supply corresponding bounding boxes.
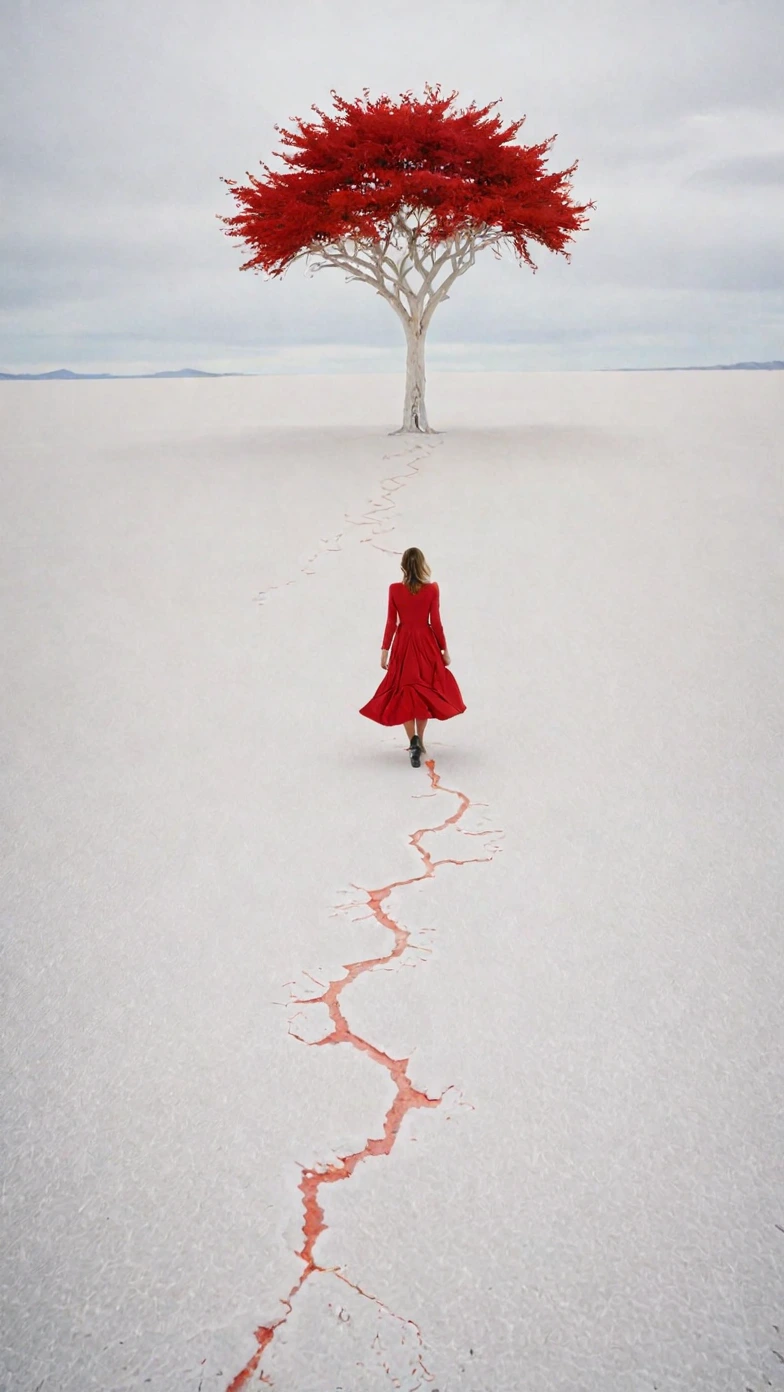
[400,547,431,594]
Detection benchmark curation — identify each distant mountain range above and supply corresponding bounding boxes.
[1,362,782,381]
[614,361,784,372]
[0,368,245,381]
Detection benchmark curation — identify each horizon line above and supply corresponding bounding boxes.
[2,360,783,381]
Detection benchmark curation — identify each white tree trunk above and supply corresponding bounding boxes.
[399,321,431,433]
[304,221,490,434]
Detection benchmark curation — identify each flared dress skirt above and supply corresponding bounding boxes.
[360,621,466,726]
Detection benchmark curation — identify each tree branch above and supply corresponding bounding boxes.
[293,220,509,338]
[305,247,409,322]
[421,238,478,330]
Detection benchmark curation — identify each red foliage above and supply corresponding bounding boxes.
[221,86,592,275]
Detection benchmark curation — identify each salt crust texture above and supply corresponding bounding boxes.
[1,371,783,1391]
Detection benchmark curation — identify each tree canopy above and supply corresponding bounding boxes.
[221,86,592,275]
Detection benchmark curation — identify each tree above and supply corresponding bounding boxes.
[221,86,593,433]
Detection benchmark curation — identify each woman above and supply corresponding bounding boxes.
[359,547,466,767]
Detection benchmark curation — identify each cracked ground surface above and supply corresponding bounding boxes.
[2,371,783,1391]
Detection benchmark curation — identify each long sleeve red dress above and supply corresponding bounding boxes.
[359,581,466,726]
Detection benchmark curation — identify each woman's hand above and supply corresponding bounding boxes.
[442,649,451,666]
[380,649,389,670]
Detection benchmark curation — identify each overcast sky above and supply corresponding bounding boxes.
[1,0,783,373]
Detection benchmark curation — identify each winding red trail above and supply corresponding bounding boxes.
[230,435,498,1387]
[345,439,442,556]
[226,759,502,1390]
[254,438,440,610]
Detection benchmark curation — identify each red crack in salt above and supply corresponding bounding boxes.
[255,439,437,609]
[229,436,500,1387]
[226,759,503,1390]
[344,440,442,557]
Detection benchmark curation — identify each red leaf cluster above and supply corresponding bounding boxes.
[220,86,593,275]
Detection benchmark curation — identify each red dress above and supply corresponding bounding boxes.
[359,581,466,726]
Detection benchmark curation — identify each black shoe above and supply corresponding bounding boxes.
[409,737,421,768]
